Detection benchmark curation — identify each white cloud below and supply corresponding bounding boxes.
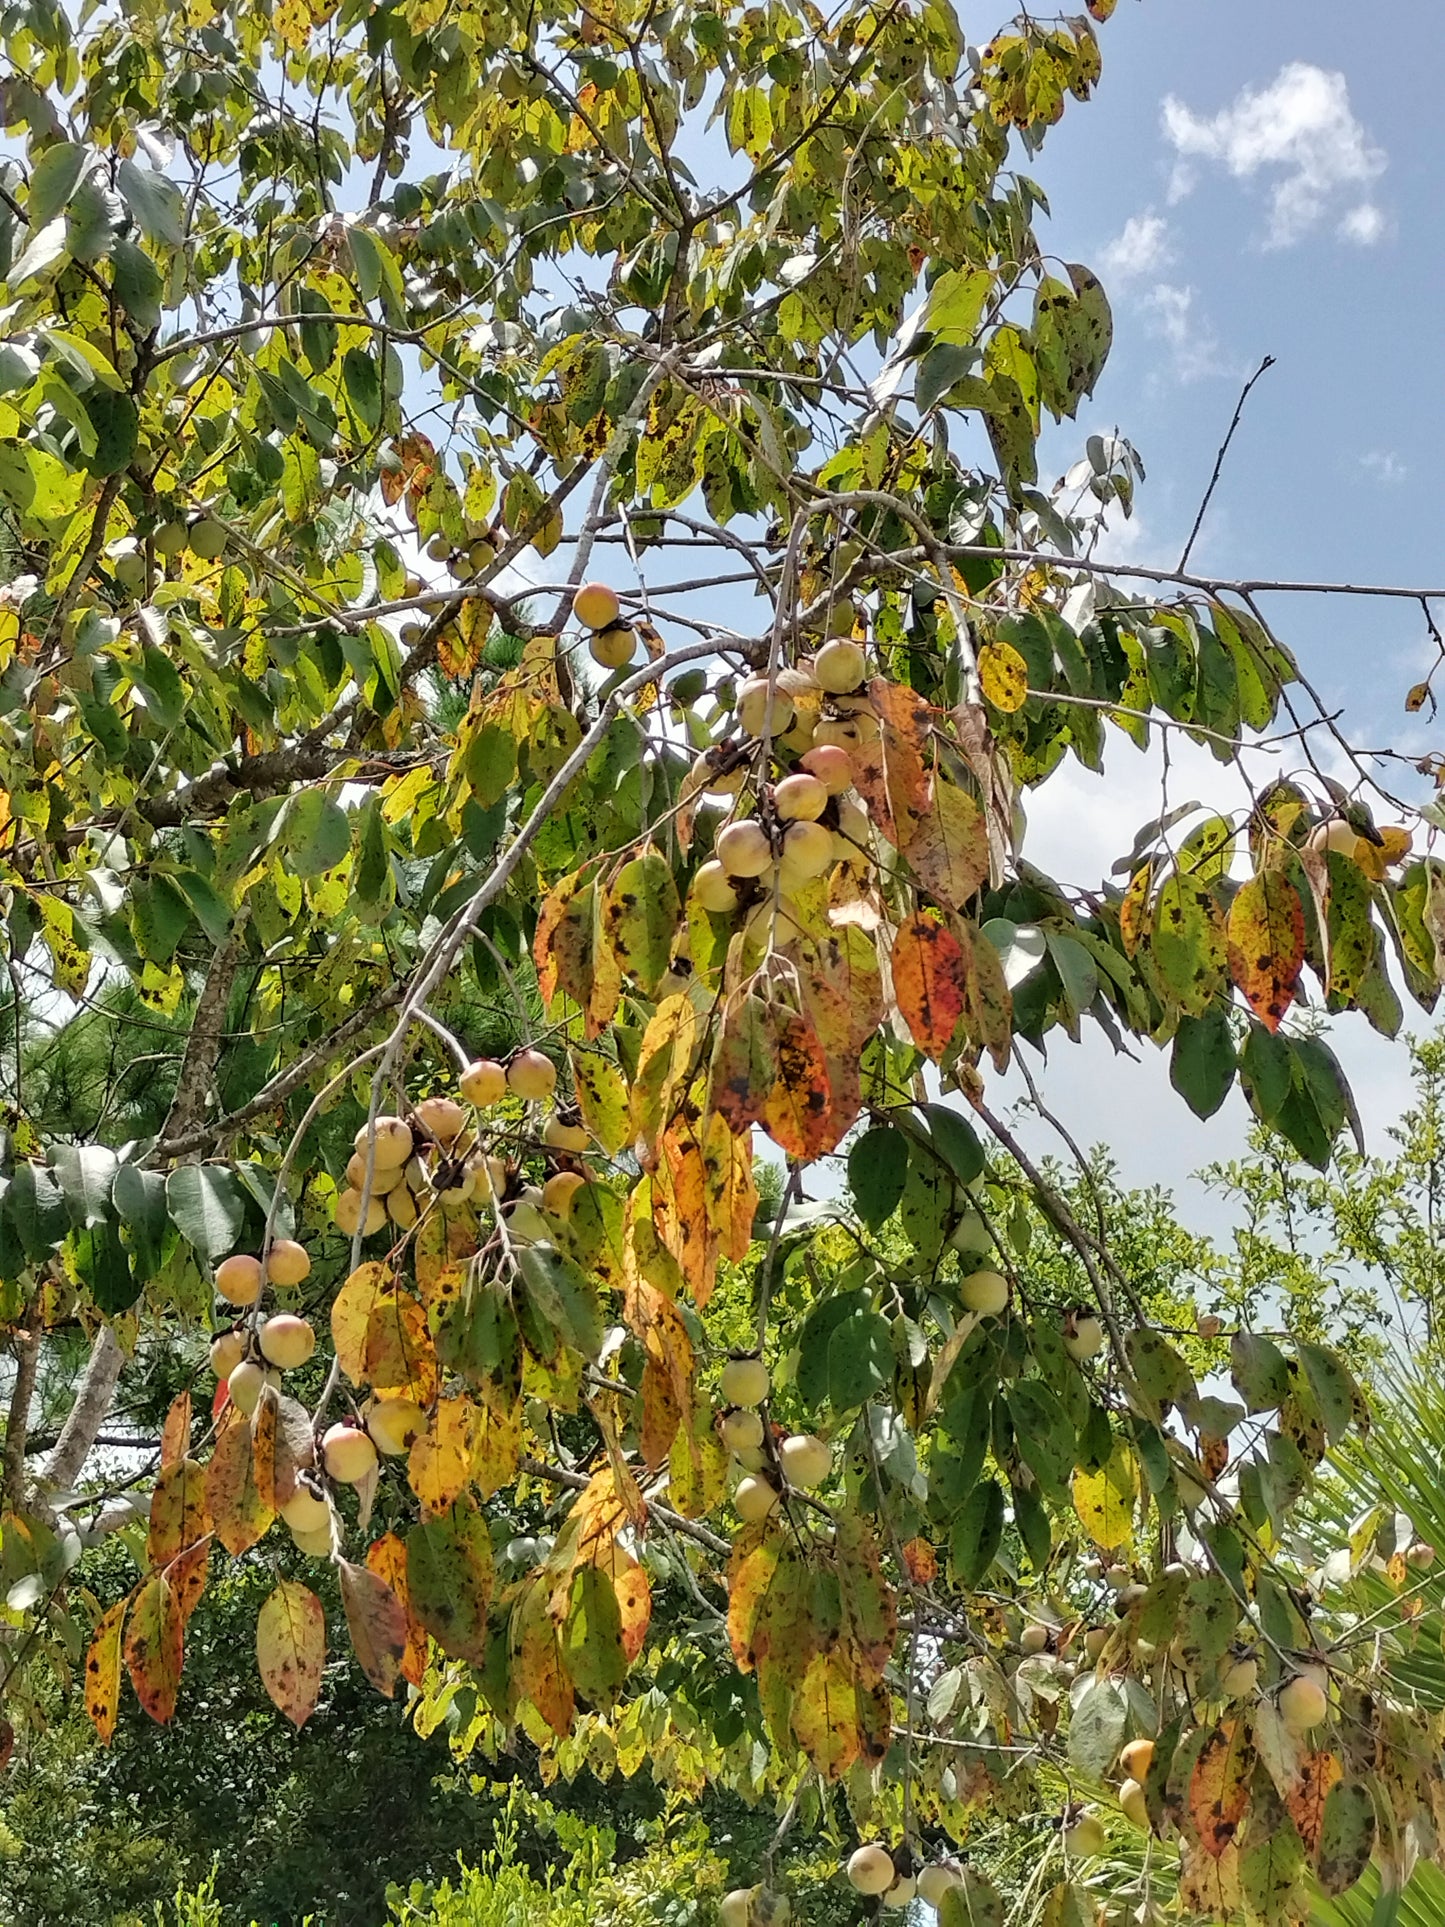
[1360,449,1407,485]
[1141,282,1233,383]
[1162,62,1387,248]
[1100,211,1175,284]
[1340,202,1388,246]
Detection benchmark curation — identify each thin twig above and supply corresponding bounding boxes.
[1179,355,1275,573]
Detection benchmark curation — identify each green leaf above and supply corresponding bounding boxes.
[943,1872,1005,1927]
[1126,1327,1195,1408]
[562,1565,627,1706]
[1240,1020,1292,1125]
[51,1143,118,1230]
[406,1498,494,1665]
[132,646,185,730]
[1170,1007,1236,1119]
[1230,1331,1291,1413]
[352,797,390,909]
[1296,1341,1361,1445]
[116,159,185,248]
[109,238,162,331]
[1317,1780,1376,1897]
[342,347,383,434]
[130,875,192,964]
[950,1477,1005,1586]
[517,1245,605,1360]
[1067,1677,1128,1774]
[9,214,69,288]
[1152,873,1227,1015]
[174,870,233,945]
[923,1104,985,1185]
[165,1164,248,1262]
[848,1125,908,1227]
[27,142,89,228]
[281,790,350,878]
[113,1162,170,1277]
[827,1305,893,1411]
[603,848,679,996]
[6,1162,69,1261]
[797,1287,868,1409]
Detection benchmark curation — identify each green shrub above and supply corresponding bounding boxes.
[384,1788,726,1927]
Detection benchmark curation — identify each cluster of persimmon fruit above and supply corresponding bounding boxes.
[205,1042,591,1556]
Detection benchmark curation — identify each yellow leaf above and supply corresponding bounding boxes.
[979,637,1029,712]
[1072,1440,1137,1553]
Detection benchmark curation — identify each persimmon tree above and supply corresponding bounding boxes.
[0,0,1442,1920]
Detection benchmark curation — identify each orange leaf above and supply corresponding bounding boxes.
[165,1539,211,1626]
[657,1119,718,1308]
[379,429,437,509]
[204,1406,274,1555]
[256,1578,326,1729]
[515,1581,575,1737]
[622,1271,694,1471]
[147,1459,210,1574]
[1227,871,1306,1033]
[366,1532,429,1687]
[159,1391,191,1470]
[124,1574,184,1725]
[902,1537,939,1585]
[728,1524,784,1672]
[251,1385,299,1517]
[850,678,933,846]
[84,1596,127,1744]
[701,1109,759,1272]
[1189,1717,1255,1857]
[761,1004,834,1158]
[338,1558,408,1699]
[891,911,966,1059]
[1286,1750,1343,1857]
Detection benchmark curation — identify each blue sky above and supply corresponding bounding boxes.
[977,3,1442,1219]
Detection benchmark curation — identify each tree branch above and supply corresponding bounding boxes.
[2,1326,41,1510]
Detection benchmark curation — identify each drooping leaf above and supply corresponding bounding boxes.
[337,1559,408,1700]
[123,1574,184,1725]
[1227,871,1306,1032]
[256,1579,326,1728]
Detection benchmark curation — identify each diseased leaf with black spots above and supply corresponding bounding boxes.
[147,1459,210,1573]
[902,781,989,911]
[338,1559,408,1699]
[892,911,967,1059]
[1316,1779,1375,1896]
[602,846,679,995]
[366,1532,429,1687]
[406,1497,494,1664]
[1153,872,1228,1016]
[85,1596,127,1743]
[1285,1750,1343,1856]
[256,1578,325,1728]
[708,991,775,1137]
[203,1406,273,1555]
[760,1004,834,1158]
[1189,1717,1254,1857]
[124,1574,184,1724]
[1227,871,1305,1032]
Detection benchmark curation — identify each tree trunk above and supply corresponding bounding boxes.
[44,923,249,1496]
